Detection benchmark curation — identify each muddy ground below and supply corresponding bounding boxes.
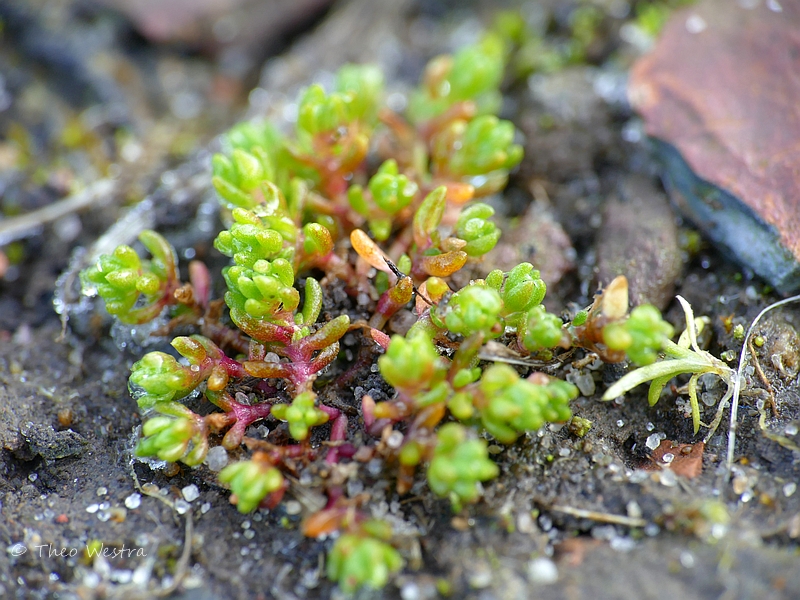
[1,1,799,598]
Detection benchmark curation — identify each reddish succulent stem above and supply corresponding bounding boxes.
[218,353,249,379]
[188,260,212,309]
[316,405,347,464]
[207,391,274,449]
[369,277,413,330]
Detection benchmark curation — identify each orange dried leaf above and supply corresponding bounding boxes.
[350,229,391,273]
[445,182,475,204]
[420,251,467,277]
[302,508,344,538]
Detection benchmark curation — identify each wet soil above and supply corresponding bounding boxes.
[1,1,799,599]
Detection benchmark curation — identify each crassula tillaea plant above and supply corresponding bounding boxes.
[80,29,714,594]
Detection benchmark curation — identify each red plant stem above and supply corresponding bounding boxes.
[319,403,344,463]
[325,485,344,509]
[188,260,212,309]
[218,353,249,379]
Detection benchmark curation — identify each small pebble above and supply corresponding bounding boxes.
[205,446,229,472]
[124,493,142,509]
[174,500,191,515]
[527,557,558,584]
[626,500,642,519]
[645,433,662,450]
[182,484,200,502]
[96,487,108,496]
[86,503,99,514]
[657,469,677,487]
[200,502,211,514]
[784,483,797,497]
[609,536,636,552]
[386,431,404,449]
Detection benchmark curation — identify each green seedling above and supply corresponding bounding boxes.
[603,296,735,435]
[135,402,208,466]
[427,423,499,511]
[219,453,285,513]
[327,520,403,593]
[80,230,179,324]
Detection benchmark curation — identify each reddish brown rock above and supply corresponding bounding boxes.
[596,175,682,310]
[629,0,800,292]
[489,200,576,289]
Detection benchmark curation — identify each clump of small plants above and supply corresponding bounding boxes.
[80,31,722,594]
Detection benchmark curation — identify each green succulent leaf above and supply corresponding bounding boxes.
[80,230,177,324]
[520,305,564,353]
[603,304,675,366]
[218,459,284,513]
[502,263,546,314]
[335,63,385,126]
[476,365,576,443]
[379,332,447,394]
[454,203,501,257]
[270,392,330,441]
[435,284,503,338]
[427,423,499,511]
[327,527,403,593]
[369,159,419,215]
[135,404,208,466]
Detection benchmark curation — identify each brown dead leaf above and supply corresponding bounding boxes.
[648,439,704,479]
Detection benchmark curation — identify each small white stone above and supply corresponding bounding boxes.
[658,469,677,487]
[205,446,229,472]
[626,500,642,519]
[661,453,675,464]
[645,434,661,450]
[124,493,142,509]
[86,503,100,514]
[284,501,302,516]
[200,502,211,514]
[174,499,191,515]
[181,484,200,502]
[527,557,558,584]
[386,431,404,449]
[96,487,108,496]
[784,482,797,497]
[610,536,636,552]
